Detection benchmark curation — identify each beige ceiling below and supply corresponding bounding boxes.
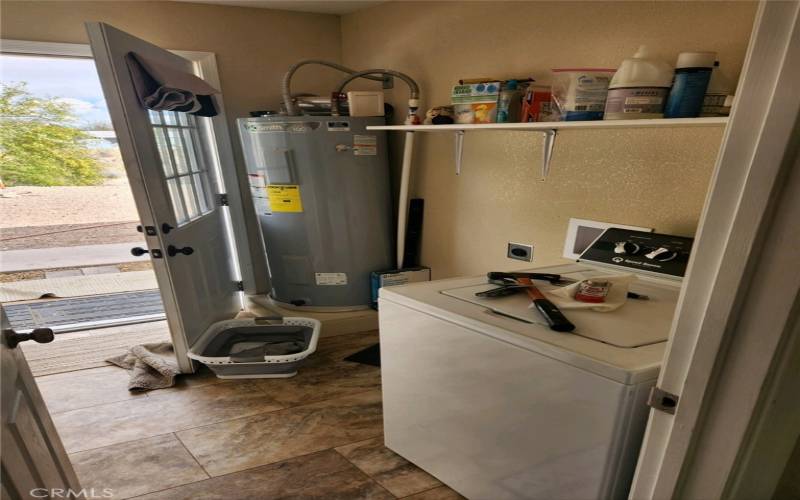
[171,0,385,15]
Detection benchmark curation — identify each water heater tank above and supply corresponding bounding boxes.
[237,115,393,309]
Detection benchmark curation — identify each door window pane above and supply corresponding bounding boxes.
[153,128,174,177]
[167,178,187,223]
[163,111,179,125]
[183,129,200,173]
[168,128,190,175]
[151,112,214,226]
[193,174,209,213]
[180,175,199,219]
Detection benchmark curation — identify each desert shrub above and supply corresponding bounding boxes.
[0,82,103,186]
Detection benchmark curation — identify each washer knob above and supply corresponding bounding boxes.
[645,247,678,262]
[614,241,640,255]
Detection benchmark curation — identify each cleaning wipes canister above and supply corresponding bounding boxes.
[604,46,674,120]
[664,51,717,118]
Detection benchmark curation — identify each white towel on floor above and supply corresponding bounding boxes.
[107,342,182,391]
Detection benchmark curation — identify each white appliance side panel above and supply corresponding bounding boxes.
[604,381,655,500]
[380,300,639,500]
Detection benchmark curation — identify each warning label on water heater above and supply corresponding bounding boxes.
[315,273,348,286]
[266,185,303,213]
[353,135,377,156]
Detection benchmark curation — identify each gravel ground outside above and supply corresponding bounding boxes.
[0,261,154,283]
[0,222,144,251]
[0,142,160,281]
[0,182,139,228]
[0,180,147,277]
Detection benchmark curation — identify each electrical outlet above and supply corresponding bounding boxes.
[507,242,533,262]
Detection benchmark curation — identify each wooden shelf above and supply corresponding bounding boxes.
[366,117,728,132]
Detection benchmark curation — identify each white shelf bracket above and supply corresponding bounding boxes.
[541,129,557,180]
[454,130,465,175]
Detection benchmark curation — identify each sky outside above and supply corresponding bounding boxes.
[0,54,112,128]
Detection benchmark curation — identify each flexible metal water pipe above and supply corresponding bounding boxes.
[282,60,386,116]
[333,69,420,120]
[333,69,420,99]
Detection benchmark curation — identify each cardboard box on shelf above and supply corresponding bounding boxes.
[452,81,501,124]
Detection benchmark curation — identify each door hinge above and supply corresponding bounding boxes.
[647,386,679,415]
[235,281,244,291]
[216,193,229,206]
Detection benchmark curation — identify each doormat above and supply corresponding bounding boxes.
[0,270,158,302]
[344,343,380,367]
[4,290,165,331]
[21,321,171,376]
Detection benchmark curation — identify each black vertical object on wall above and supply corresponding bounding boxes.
[403,198,424,268]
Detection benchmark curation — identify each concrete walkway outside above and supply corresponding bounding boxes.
[0,243,145,272]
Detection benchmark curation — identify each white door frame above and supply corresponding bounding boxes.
[0,39,257,293]
[630,2,800,498]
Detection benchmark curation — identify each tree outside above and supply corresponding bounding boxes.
[0,54,141,265]
[0,82,105,187]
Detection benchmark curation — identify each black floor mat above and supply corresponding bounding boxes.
[4,290,165,331]
[344,343,380,367]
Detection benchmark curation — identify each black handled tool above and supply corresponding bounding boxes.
[487,271,568,285]
[517,277,575,332]
[476,285,531,298]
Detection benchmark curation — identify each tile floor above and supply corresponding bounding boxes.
[37,330,465,499]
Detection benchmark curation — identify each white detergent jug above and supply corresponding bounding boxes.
[604,45,674,120]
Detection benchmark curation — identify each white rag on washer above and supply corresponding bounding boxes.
[542,274,637,312]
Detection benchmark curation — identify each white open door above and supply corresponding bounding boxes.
[630,2,800,499]
[1,307,82,498]
[85,23,241,373]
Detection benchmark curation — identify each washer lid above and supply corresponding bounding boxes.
[441,268,677,348]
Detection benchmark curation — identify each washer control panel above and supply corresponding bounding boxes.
[579,228,694,279]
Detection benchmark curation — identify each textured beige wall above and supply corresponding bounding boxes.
[0,0,343,135]
[341,1,758,278]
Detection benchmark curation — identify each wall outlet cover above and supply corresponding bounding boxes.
[507,242,533,262]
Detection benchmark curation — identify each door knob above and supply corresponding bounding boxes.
[131,247,149,257]
[3,328,55,349]
[167,245,194,257]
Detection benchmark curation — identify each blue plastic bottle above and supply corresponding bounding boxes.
[664,52,716,118]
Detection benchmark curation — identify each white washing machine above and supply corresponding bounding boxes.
[378,229,693,500]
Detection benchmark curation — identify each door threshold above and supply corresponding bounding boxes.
[13,313,167,335]
[4,290,165,333]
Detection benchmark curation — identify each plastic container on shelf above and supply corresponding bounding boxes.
[496,80,523,123]
[664,51,717,118]
[701,61,735,117]
[603,46,674,120]
[550,68,616,121]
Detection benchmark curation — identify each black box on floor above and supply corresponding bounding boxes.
[370,267,431,309]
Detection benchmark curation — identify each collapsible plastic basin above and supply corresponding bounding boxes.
[188,316,320,379]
